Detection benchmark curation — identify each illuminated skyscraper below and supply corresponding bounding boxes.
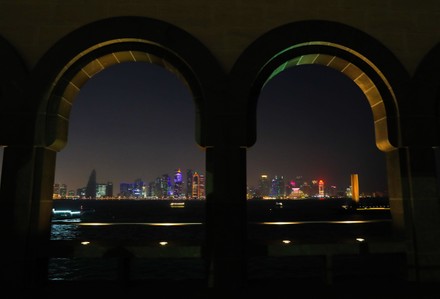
[53,183,60,199]
[186,169,193,199]
[258,174,270,198]
[147,181,155,198]
[311,180,319,196]
[318,179,325,197]
[119,182,133,197]
[67,190,76,198]
[160,174,172,198]
[351,174,359,203]
[96,184,107,198]
[192,172,200,199]
[270,175,285,198]
[173,168,183,198]
[199,174,205,198]
[191,171,205,199]
[154,177,162,198]
[132,178,144,198]
[60,184,67,198]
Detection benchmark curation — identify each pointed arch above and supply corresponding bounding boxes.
[28,16,224,150]
[231,20,410,151]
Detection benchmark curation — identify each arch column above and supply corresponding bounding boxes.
[1,146,56,289]
[387,146,440,282]
[204,116,248,293]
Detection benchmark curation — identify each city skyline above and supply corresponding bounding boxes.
[54,167,368,197]
[53,168,365,199]
[1,61,388,195]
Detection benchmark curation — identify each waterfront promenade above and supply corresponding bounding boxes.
[29,198,437,298]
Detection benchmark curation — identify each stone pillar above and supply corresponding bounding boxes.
[405,147,440,282]
[0,146,56,289]
[205,145,247,293]
[386,148,411,237]
[387,147,440,282]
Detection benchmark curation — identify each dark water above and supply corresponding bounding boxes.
[49,198,394,281]
[51,199,206,242]
[51,197,392,242]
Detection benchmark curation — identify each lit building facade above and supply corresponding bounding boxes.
[173,169,183,198]
[186,169,194,199]
[258,174,270,198]
[318,179,325,197]
[96,184,107,198]
[132,178,144,198]
[119,182,133,197]
[53,183,60,199]
[270,175,285,198]
[191,171,205,199]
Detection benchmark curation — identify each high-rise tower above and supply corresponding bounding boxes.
[186,169,193,199]
[258,174,270,198]
[173,168,183,198]
[318,179,325,197]
[191,171,205,199]
[85,169,97,199]
[351,174,359,203]
[270,175,285,198]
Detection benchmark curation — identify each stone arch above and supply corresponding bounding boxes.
[0,35,29,145]
[29,16,224,151]
[7,17,224,286]
[231,20,410,152]
[231,19,413,242]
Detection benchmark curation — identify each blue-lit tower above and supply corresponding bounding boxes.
[173,169,183,198]
[119,182,133,197]
[133,178,144,198]
[270,175,285,199]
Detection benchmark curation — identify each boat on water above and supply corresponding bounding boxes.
[51,208,81,219]
[170,201,185,208]
[275,201,283,208]
[51,206,95,220]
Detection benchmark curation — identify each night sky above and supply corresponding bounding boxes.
[1,62,388,195]
[55,62,205,194]
[251,64,387,194]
